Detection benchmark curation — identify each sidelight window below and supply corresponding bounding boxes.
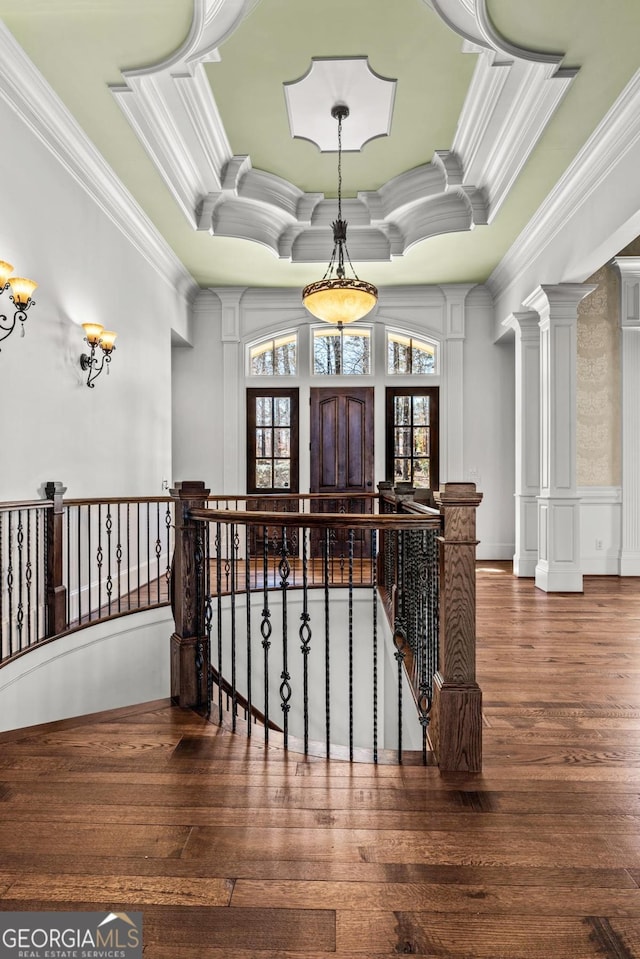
[246,388,299,493]
[386,387,439,490]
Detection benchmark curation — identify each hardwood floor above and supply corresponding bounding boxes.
[3,563,640,957]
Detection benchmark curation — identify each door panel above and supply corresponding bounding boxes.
[311,387,374,494]
[310,387,374,557]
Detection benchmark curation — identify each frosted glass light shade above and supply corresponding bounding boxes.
[99,330,117,351]
[82,322,104,345]
[302,277,378,325]
[0,261,15,287]
[7,276,37,307]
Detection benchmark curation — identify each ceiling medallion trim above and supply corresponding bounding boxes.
[283,57,397,153]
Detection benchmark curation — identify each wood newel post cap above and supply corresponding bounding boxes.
[393,483,416,509]
[169,481,210,501]
[377,481,393,492]
[433,483,483,509]
[44,481,67,501]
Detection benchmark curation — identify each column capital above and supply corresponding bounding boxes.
[210,287,247,342]
[523,283,597,324]
[507,310,541,338]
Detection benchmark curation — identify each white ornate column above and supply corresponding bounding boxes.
[523,284,595,592]
[614,258,640,575]
[214,288,246,494]
[440,285,474,482]
[507,312,540,577]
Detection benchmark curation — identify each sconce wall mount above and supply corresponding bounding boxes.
[0,259,37,351]
[80,323,117,388]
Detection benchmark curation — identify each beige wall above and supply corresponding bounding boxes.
[576,265,621,486]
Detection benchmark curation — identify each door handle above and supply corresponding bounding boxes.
[366,481,372,487]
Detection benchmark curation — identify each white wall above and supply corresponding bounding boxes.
[0,93,189,501]
[0,608,172,732]
[464,286,516,558]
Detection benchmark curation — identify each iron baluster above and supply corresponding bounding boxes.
[116,504,122,613]
[299,525,312,755]
[204,524,213,718]
[323,526,331,758]
[245,524,252,737]
[194,523,205,710]
[65,504,70,628]
[371,527,378,764]
[77,504,82,624]
[146,502,151,606]
[348,526,354,762]
[105,506,113,614]
[155,501,162,603]
[164,501,172,600]
[25,509,32,647]
[393,528,407,764]
[126,503,131,610]
[261,525,272,742]
[96,504,102,619]
[216,522,223,720]
[7,511,14,655]
[230,523,239,730]
[279,526,292,748]
[16,510,24,649]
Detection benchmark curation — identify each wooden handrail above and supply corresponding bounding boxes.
[190,506,442,530]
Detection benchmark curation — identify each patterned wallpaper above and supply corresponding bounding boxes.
[576,265,621,486]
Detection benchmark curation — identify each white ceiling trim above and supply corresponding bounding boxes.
[109,0,573,264]
[196,151,487,261]
[0,19,198,303]
[488,67,640,319]
[452,50,575,220]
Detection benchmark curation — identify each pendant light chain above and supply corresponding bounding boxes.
[301,102,378,326]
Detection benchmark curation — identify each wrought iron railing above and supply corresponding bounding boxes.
[0,483,174,664]
[181,498,443,765]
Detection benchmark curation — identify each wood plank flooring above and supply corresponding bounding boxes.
[3,563,640,957]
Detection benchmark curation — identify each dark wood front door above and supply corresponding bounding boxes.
[309,387,374,556]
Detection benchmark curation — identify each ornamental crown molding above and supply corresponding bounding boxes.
[109,0,574,262]
[0,20,198,305]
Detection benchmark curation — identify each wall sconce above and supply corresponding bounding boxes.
[80,323,117,388]
[0,259,37,351]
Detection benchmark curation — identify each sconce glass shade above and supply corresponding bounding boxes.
[0,261,15,287]
[99,330,117,352]
[302,277,378,325]
[82,322,104,346]
[8,276,38,307]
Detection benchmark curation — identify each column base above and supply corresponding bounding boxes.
[513,555,536,577]
[535,562,583,592]
[620,552,640,576]
[430,672,482,773]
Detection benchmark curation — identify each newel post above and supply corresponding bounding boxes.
[432,482,483,772]
[44,481,67,637]
[170,480,210,707]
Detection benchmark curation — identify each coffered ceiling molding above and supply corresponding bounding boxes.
[109,0,570,261]
[111,0,260,227]
[283,57,397,152]
[421,0,577,221]
[196,151,487,261]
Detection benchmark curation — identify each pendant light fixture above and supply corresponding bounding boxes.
[302,105,378,327]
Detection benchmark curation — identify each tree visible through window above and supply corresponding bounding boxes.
[313,327,371,375]
[386,387,439,490]
[387,330,436,374]
[246,388,299,493]
[249,333,296,375]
